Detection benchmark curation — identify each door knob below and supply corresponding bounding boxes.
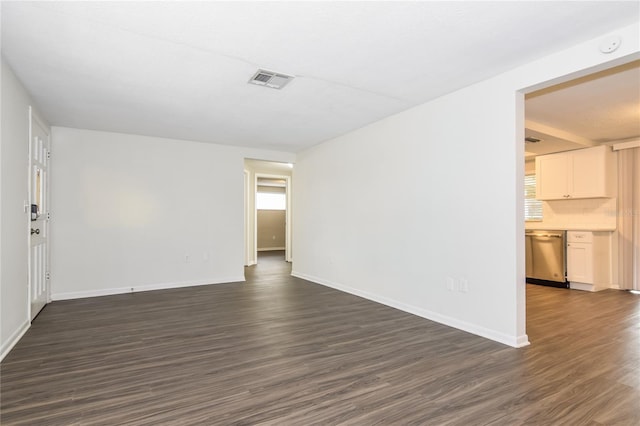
[31,228,40,235]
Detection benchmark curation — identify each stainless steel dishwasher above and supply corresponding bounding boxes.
[525,230,568,287]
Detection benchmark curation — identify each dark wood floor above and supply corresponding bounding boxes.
[2,251,639,425]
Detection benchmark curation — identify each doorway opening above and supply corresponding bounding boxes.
[520,58,640,339]
[244,159,293,268]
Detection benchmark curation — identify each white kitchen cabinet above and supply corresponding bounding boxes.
[567,242,593,284]
[535,145,616,200]
[567,231,611,292]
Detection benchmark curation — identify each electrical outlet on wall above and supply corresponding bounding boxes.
[459,279,469,293]
[446,277,456,292]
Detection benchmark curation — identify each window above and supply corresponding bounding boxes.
[256,192,286,210]
[525,174,542,221]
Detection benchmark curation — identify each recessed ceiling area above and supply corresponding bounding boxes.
[524,60,640,159]
[2,2,639,153]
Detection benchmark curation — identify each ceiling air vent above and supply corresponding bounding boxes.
[248,69,294,90]
[525,136,542,143]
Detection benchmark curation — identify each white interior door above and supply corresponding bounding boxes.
[28,107,50,320]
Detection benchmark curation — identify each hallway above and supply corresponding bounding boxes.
[244,250,290,283]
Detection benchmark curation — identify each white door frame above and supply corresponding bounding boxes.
[519,54,640,340]
[254,173,292,263]
[243,169,254,266]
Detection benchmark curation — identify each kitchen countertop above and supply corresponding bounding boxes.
[525,223,616,231]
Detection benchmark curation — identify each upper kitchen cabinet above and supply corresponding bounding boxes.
[535,145,616,200]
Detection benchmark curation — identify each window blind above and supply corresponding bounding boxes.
[256,192,286,210]
[525,174,543,221]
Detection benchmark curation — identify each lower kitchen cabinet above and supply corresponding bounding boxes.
[567,231,612,291]
[567,241,593,283]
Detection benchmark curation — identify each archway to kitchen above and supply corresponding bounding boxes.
[519,58,640,338]
[244,159,293,270]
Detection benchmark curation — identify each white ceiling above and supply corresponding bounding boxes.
[2,2,639,153]
[524,60,640,159]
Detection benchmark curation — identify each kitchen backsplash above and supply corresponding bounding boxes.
[528,197,617,230]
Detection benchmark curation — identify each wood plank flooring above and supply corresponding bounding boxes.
[2,251,639,425]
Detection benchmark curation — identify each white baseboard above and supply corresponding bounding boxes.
[257,247,285,252]
[1,320,30,362]
[51,276,246,301]
[291,270,529,348]
[569,281,608,292]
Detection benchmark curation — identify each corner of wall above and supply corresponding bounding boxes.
[0,320,30,362]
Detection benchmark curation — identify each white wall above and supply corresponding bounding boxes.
[292,22,639,347]
[525,159,535,175]
[538,197,618,231]
[1,57,49,360]
[257,209,286,250]
[50,127,293,299]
